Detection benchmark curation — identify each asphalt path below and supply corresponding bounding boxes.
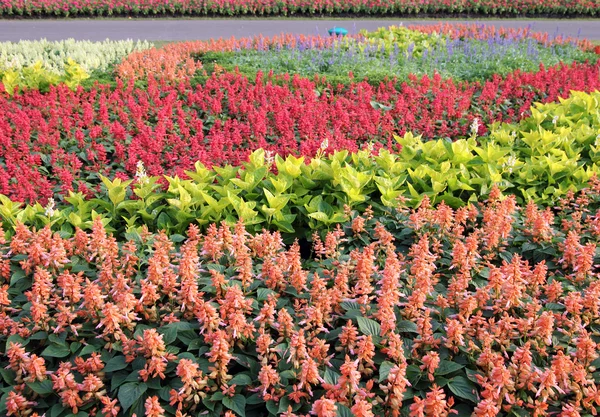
[0,19,599,41]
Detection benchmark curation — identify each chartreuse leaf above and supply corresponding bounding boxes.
[263,188,290,211]
[99,175,133,207]
[276,154,304,178]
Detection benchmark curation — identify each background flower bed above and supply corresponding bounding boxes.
[1,0,599,17]
[201,27,596,84]
[116,26,598,83]
[2,180,600,417]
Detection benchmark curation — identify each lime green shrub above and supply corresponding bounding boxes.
[1,59,89,94]
[359,25,447,57]
[488,90,600,201]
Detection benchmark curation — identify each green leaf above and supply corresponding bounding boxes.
[447,375,478,403]
[170,234,186,243]
[64,412,88,417]
[436,360,464,376]
[159,324,178,345]
[229,373,252,386]
[222,394,246,417]
[341,301,362,311]
[324,368,340,385]
[266,400,278,415]
[397,320,418,333]
[379,361,396,382]
[118,382,148,412]
[357,316,381,337]
[336,403,353,417]
[257,288,276,301]
[41,344,71,358]
[0,369,15,385]
[10,269,26,286]
[104,356,128,373]
[49,403,66,417]
[79,345,98,356]
[545,303,565,311]
[278,396,292,414]
[27,380,54,395]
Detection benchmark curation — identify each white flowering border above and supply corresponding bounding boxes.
[0,39,152,74]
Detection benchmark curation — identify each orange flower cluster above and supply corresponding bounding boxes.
[116,34,347,82]
[1,180,600,416]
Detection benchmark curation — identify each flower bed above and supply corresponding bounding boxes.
[1,61,599,204]
[0,0,599,17]
[116,25,598,83]
[2,23,600,417]
[199,34,593,83]
[1,90,598,250]
[1,181,600,417]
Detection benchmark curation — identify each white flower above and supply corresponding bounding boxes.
[44,198,56,217]
[265,150,275,166]
[552,115,559,125]
[503,155,517,174]
[135,160,148,184]
[320,139,329,151]
[470,118,480,136]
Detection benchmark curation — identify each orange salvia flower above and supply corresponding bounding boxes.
[145,396,165,417]
[311,398,337,417]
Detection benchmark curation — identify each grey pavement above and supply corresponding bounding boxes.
[0,19,599,41]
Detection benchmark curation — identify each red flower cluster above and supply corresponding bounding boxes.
[1,61,599,203]
[1,0,598,17]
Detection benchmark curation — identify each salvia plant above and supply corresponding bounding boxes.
[1,180,600,416]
